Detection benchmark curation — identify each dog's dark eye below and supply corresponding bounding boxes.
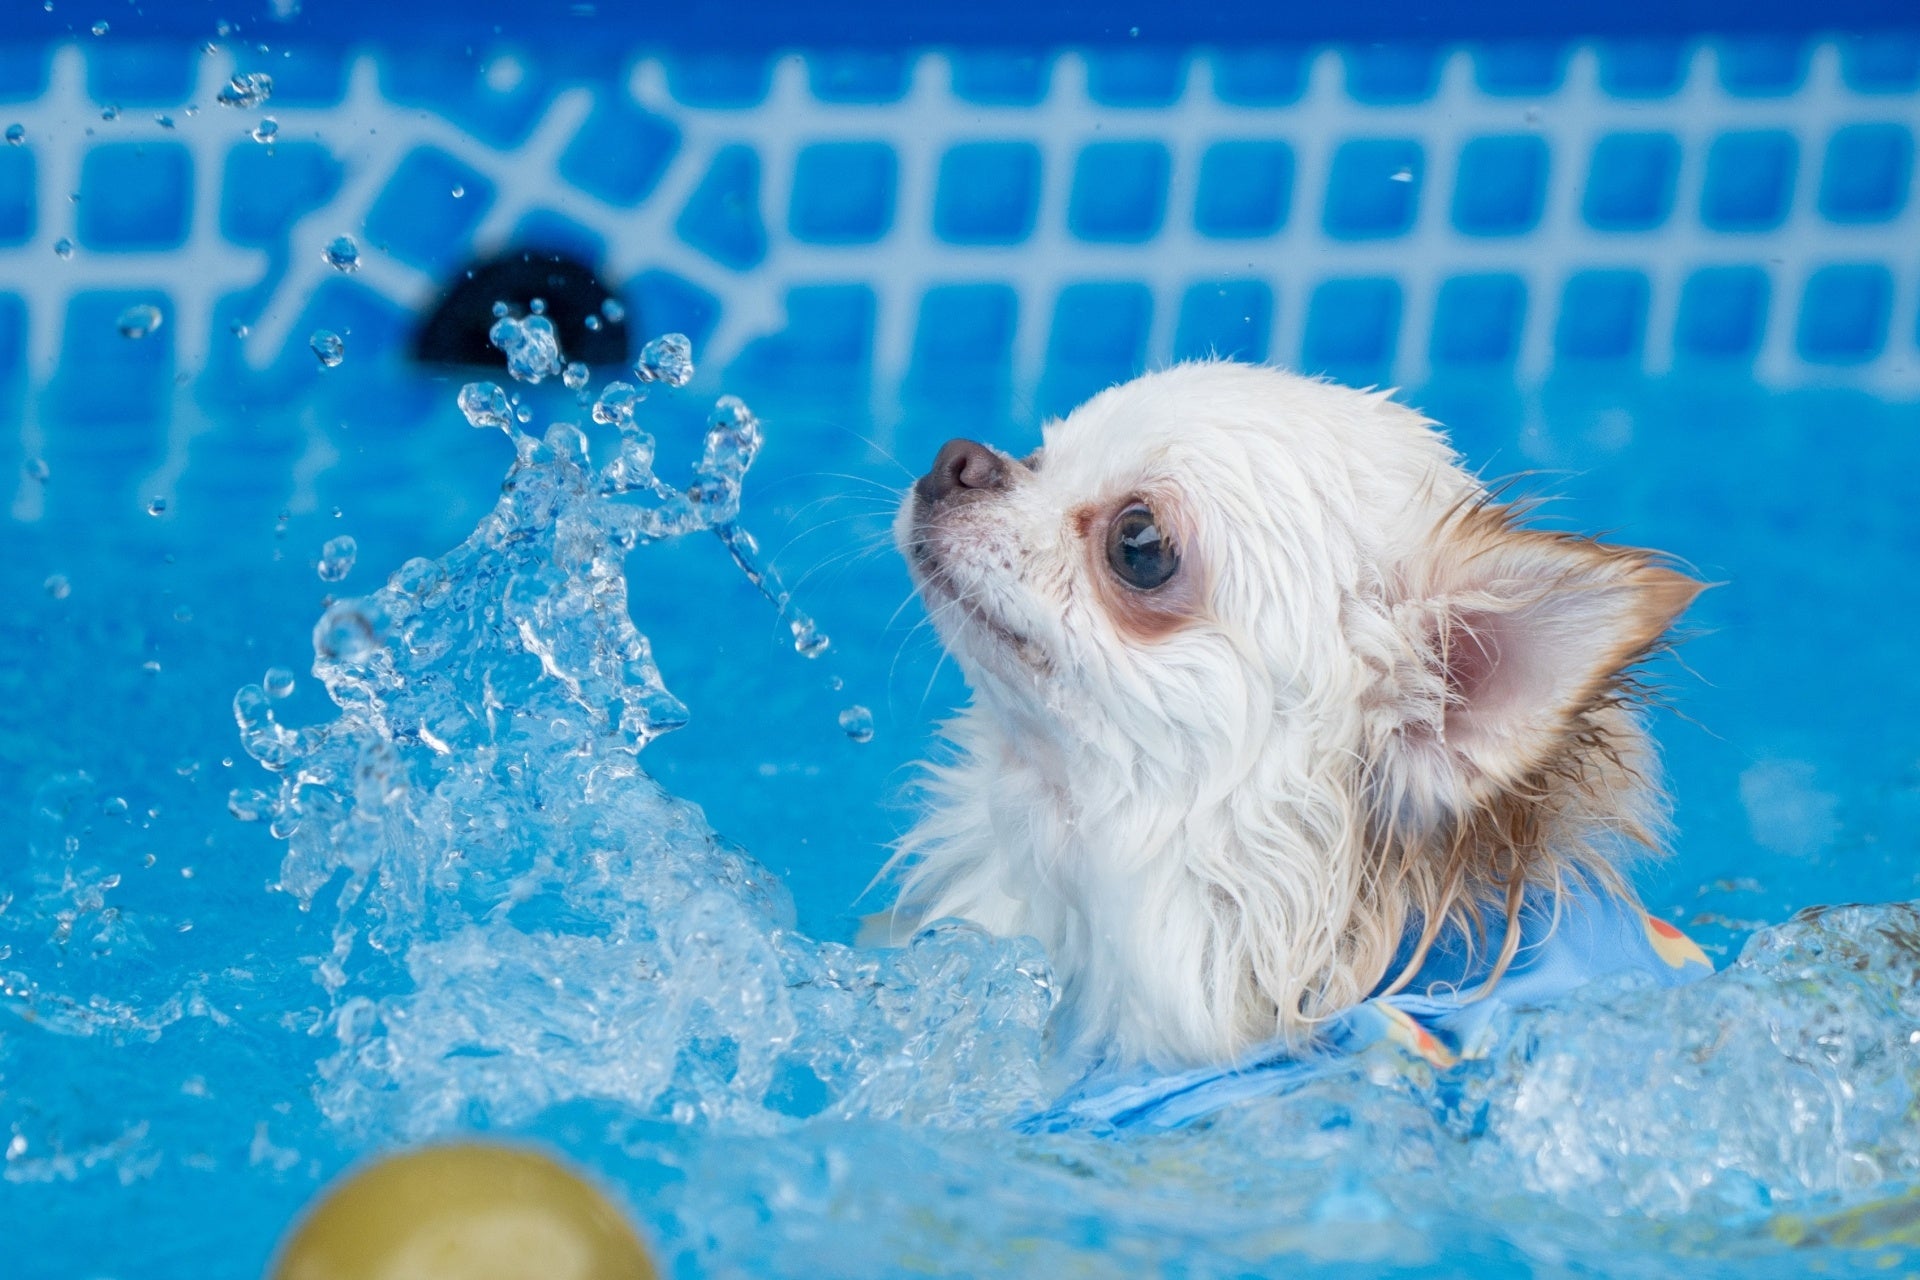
[1106,503,1178,591]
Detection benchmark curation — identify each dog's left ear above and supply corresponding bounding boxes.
[1379,507,1704,817]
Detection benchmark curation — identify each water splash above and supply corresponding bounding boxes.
[1470,902,1920,1224]
[234,337,1045,1140]
[488,310,563,384]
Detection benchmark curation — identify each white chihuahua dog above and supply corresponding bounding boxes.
[879,361,1701,1071]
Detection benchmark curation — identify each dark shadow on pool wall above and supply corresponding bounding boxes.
[413,249,632,370]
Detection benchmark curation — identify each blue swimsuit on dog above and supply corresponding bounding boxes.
[1020,886,1713,1133]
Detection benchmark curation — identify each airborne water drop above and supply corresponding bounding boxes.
[310,329,345,368]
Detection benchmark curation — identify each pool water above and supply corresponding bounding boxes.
[4,345,1919,1277]
[5,23,1920,1280]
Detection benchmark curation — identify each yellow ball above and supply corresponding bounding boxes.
[270,1142,658,1280]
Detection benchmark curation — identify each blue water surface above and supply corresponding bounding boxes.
[2,345,1918,1277]
[3,15,1920,1278]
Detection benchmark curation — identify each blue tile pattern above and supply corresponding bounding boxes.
[1819,124,1912,222]
[1798,265,1892,362]
[1431,274,1526,365]
[1194,141,1293,238]
[1557,270,1651,361]
[363,147,493,274]
[1452,135,1548,236]
[935,142,1042,244]
[0,35,1913,441]
[1068,141,1170,242]
[1700,130,1797,232]
[0,146,34,246]
[78,141,193,251]
[790,142,896,244]
[1583,132,1682,232]
[1676,266,1771,359]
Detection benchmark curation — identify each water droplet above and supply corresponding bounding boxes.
[600,298,626,324]
[457,381,512,431]
[309,329,344,368]
[117,303,163,339]
[792,618,830,658]
[316,534,357,583]
[146,496,167,516]
[583,314,602,332]
[230,320,251,338]
[100,104,119,121]
[91,19,109,35]
[24,457,49,483]
[529,297,547,315]
[172,604,192,622]
[263,667,296,698]
[102,795,129,818]
[488,311,563,384]
[828,675,844,692]
[155,114,174,129]
[321,234,359,272]
[251,117,279,144]
[491,300,509,318]
[217,72,273,108]
[1390,167,1414,183]
[43,574,69,599]
[838,705,874,743]
[591,381,642,431]
[635,332,694,387]
[3,124,21,146]
[562,361,589,391]
[53,237,74,260]
[450,183,466,198]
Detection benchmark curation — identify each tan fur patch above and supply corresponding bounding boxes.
[1362,499,1704,1002]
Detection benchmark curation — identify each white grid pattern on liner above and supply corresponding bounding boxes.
[3,39,1918,516]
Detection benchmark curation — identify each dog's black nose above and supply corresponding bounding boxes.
[918,438,1009,505]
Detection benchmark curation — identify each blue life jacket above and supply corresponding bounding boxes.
[1020,885,1713,1133]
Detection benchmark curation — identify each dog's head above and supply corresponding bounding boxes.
[894,361,1701,1065]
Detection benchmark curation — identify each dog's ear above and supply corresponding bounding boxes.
[1380,506,1703,817]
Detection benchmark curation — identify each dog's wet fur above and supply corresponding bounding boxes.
[876,362,1701,1070]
